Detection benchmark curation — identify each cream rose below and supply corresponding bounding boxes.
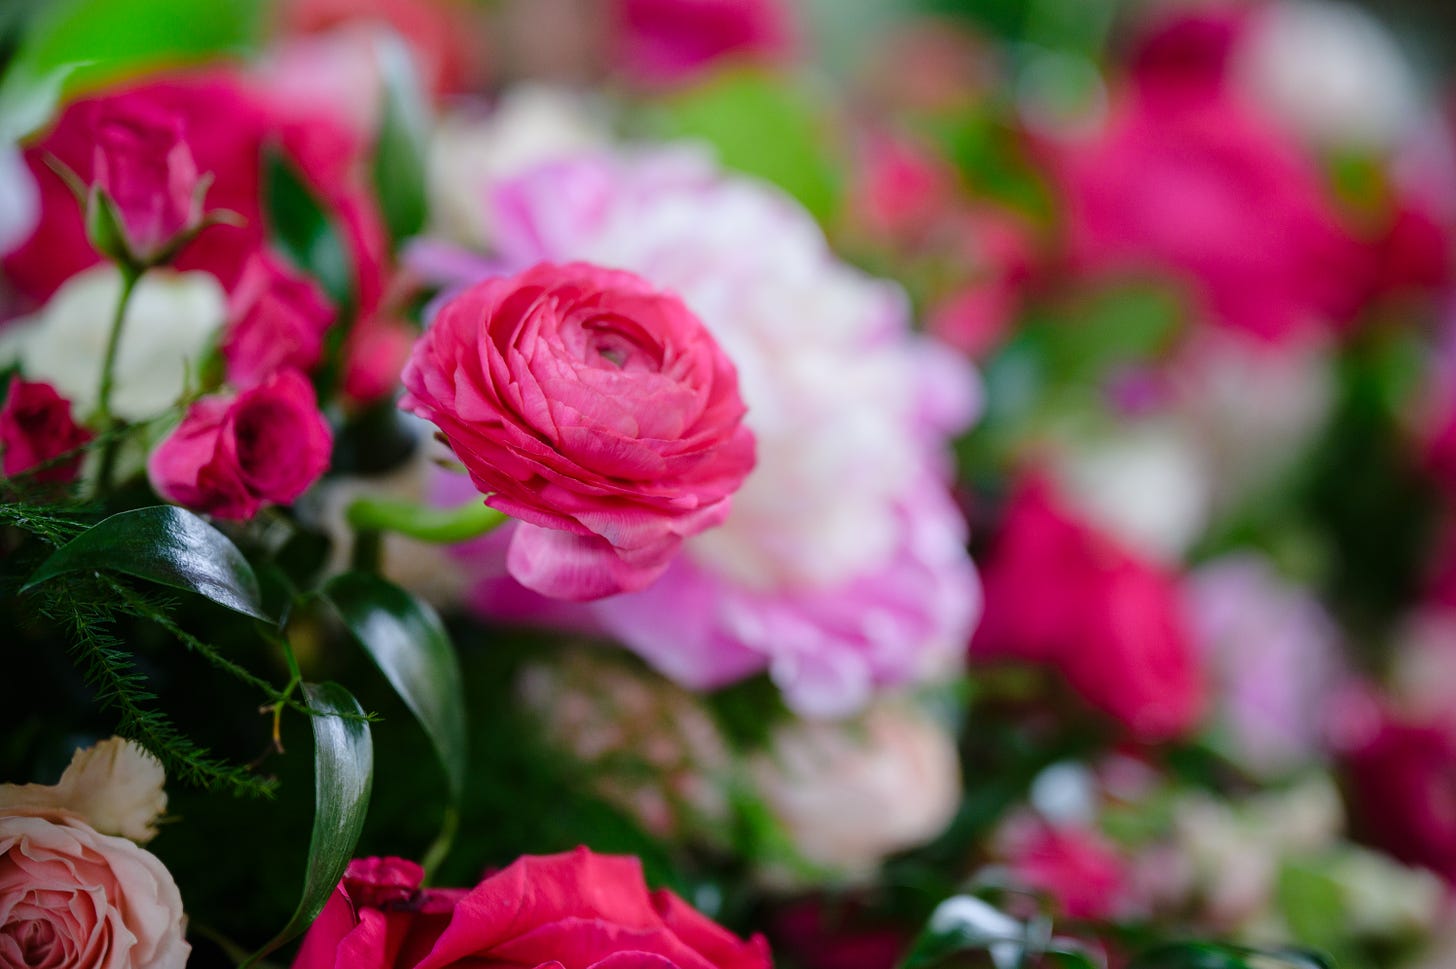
[0,812,189,969]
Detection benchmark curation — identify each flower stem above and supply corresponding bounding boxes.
[345,496,507,543]
[93,265,144,494]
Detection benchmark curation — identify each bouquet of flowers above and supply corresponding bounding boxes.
[3,1,1455,968]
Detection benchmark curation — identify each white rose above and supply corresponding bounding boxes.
[2,265,225,421]
[0,737,167,844]
[749,700,961,886]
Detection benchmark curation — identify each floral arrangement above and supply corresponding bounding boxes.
[3,1,1455,968]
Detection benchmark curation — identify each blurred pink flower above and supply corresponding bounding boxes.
[610,0,795,87]
[89,100,200,262]
[1187,555,1344,776]
[972,472,1205,741]
[221,252,335,387]
[999,816,1130,920]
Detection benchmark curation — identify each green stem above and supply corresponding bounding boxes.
[94,265,144,494]
[345,496,506,543]
[420,804,459,883]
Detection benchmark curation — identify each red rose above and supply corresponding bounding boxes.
[0,379,93,484]
[401,261,755,601]
[972,473,1205,741]
[4,71,386,314]
[291,849,772,969]
[147,368,332,520]
[222,252,335,387]
[89,99,200,262]
[1343,710,1456,885]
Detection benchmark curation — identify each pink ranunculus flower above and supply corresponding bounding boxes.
[148,368,332,520]
[972,472,1205,741]
[610,0,795,87]
[221,252,335,387]
[0,379,93,483]
[0,812,190,969]
[89,99,201,262]
[402,261,754,600]
[411,145,979,714]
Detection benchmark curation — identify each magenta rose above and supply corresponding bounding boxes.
[1342,709,1456,884]
[4,71,387,314]
[89,99,201,262]
[148,368,332,520]
[0,379,93,484]
[401,261,755,600]
[972,472,1205,741]
[292,849,771,969]
[222,252,335,387]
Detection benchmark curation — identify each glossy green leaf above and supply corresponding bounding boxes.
[371,32,430,246]
[322,572,467,803]
[242,681,373,968]
[652,68,841,223]
[263,147,353,307]
[24,506,271,622]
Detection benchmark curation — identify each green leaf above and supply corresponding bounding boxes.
[899,895,1025,969]
[1128,944,1333,969]
[371,32,430,247]
[24,506,272,622]
[651,68,841,223]
[263,147,354,307]
[243,681,373,968]
[0,61,87,142]
[5,0,262,99]
[322,572,467,803]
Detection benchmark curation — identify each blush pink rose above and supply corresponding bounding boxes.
[402,261,755,600]
[222,252,335,387]
[292,849,771,969]
[0,811,189,969]
[148,368,332,520]
[0,379,93,484]
[610,0,795,86]
[972,473,1205,741]
[90,100,200,262]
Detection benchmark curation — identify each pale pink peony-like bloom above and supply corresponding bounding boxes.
[148,368,332,520]
[401,261,755,600]
[413,145,980,715]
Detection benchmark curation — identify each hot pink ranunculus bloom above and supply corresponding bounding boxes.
[972,472,1205,741]
[411,145,980,716]
[402,261,755,600]
[148,368,333,520]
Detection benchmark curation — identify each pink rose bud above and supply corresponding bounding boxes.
[0,379,93,484]
[401,261,756,600]
[148,368,332,520]
[341,314,414,406]
[91,101,201,263]
[222,252,335,387]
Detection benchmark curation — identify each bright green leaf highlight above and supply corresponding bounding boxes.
[346,496,506,544]
[651,68,841,223]
[6,0,262,99]
[242,681,373,968]
[24,505,271,622]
